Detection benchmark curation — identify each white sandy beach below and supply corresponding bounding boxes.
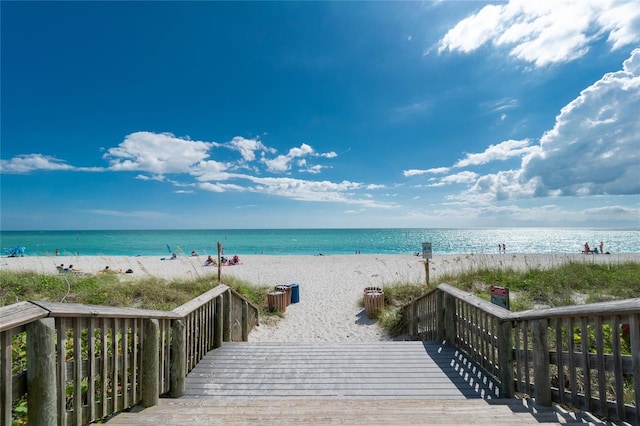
[2,253,639,342]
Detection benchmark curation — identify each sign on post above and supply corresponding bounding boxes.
[421,242,432,259]
[490,285,510,309]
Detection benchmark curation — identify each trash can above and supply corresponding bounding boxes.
[275,285,291,306]
[268,291,287,312]
[289,283,300,303]
[364,290,384,319]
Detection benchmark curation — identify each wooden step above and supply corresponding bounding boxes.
[107,397,601,425]
[106,342,607,425]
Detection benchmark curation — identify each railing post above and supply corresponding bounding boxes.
[444,293,457,345]
[26,318,57,425]
[170,319,185,398]
[223,290,231,342]
[214,296,223,348]
[410,300,418,339]
[141,318,159,407]
[437,290,445,341]
[497,320,514,398]
[532,319,551,406]
[242,301,249,341]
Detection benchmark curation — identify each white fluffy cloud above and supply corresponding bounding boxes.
[438,0,640,67]
[403,167,450,177]
[451,49,640,203]
[0,154,103,173]
[1,154,75,173]
[104,132,214,174]
[229,136,275,162]
[261,143,337,173]
[440,171,479,185]
[454,139,534,168]
[522,48,640,197]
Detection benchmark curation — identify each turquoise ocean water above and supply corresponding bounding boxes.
[1,228,638,257]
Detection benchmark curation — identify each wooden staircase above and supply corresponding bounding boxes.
[107,341,606,425]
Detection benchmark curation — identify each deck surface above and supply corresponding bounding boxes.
[182,341,500,399]
[107,341,604,425]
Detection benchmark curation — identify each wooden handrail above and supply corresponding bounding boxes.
[1,284,260,426]
[0,301,50,332]
[33,301,181,319]
[505,297,640,320]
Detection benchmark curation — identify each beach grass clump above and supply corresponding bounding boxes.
[377,307,405,337]
[382,282,430,307]
[0,270,273,314]
[434,261,640,310]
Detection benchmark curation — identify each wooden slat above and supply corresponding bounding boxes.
[1,330,12,426]
[581,316,591,412]
[554,318,565,405]
[101,321,109,419]
[88,318,96,423]
[73,317,82,426]
[56,318,67,426]
[631,313,640,426]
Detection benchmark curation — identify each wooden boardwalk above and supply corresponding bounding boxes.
[182,341,501,399]
[108,341,604,425]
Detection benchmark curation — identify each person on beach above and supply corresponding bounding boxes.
[583,242,592,254]
[600,241,604,254]
[205,255,216,266]
[191,250,199,256]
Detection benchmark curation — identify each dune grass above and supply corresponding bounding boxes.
[378,261,640,334]
[0,270,273,314]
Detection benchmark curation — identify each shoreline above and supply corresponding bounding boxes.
[2,253,639,342]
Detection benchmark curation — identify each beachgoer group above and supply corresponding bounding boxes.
[583,241,608,254]
[220,255,241,265]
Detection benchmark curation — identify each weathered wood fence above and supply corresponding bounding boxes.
[403,283,640,424]
[0,284,259,426]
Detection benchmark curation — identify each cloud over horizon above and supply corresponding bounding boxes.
[437,0,640,67]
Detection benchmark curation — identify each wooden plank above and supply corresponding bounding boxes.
[33,301,179,320]
[0,301,49,332]
[507,297,640,320]
[172,285,229,317]
[105,396,598,425]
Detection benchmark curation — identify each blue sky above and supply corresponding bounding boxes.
[1,1,639,230]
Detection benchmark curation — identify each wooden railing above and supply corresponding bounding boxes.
[403,283,640,424]
[0,284,259,426]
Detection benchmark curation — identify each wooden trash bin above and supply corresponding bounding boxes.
[364,286,382,295]
[268,291,287,313]
[364,290,384,319]
[275,285,291,306]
